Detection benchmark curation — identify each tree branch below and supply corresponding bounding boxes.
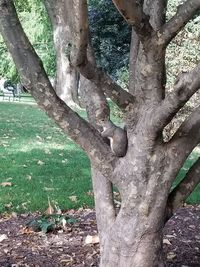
[70,0,89,67]
[78,60,135,110]
[129,28,140,95]
[0,0,116,170]
[159,0,200,45]
[166,157,200,219]
[154,62,200,130]
[166,106,200,175]
[67,0,135,110]
[112,0,152,37]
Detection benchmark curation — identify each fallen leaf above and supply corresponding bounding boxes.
[36,135,42,140]
[37,160,45,165]
[11,212,17,218]
[44,148,51,155]
[4,203,12,209]
[45,198,54,215]
[167,252,176,260]
[85,235,99,244]
[0,182,12,187]
[69,195,78,203]
[26,175,32,180]
[0,234,8,242]
[163,238,172,245]
[86,191,94,197]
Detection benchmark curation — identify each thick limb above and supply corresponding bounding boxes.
[154,63,200,131]
[0,0,116,174]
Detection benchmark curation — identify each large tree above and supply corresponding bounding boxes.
[0,0,200,266]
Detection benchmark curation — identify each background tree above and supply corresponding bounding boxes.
[0,0,55,82]
[0,1,200,266]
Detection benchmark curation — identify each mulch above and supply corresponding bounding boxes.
[0,205,200,267]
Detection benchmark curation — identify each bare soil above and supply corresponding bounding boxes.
[0,205,200,267]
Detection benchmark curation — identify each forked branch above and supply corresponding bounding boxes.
[70,0,134,110]
[166,157,200,219]
[78,60,135,109]
[0,0,116,170]
[159,0,200,45]
[154,62,200,130]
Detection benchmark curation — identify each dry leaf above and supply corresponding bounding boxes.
[0,182,12,187]
[0,234,8,242]
[37,160,45,165]
[85,235,99,244]
[163,238,172,245]
[167,252,176,260]
[44,148,51,155]
[69,195,78,203]
[4,203,12,209]
[26,175,32,180]
[36,135,42,140]
[45,197,54,215]
[86,191,94,197]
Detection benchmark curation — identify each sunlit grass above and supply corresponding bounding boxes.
[0,102,199,214]
[0,102,92,213]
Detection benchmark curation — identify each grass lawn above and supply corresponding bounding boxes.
[0,101,199,214]
[0,102,92,213]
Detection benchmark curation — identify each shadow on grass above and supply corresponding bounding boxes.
[0,148,93,214]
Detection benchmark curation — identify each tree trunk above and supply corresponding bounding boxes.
[92,135,170,266]
[100,230,164,267]
[1,1,200,267]
[44,0,80,107]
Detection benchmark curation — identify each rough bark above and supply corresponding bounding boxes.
[126,1,167,103]
[0,1,200,266]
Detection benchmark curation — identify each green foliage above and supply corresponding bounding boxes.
[88,0,131,77]
[26,214,78,233]
[166,0,200,87]
[116,67,129,90]
[0,0,55,82]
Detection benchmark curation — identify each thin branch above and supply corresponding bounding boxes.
[68,0,135,110]
[78,60,135,110]
[166,157,200,219]
[0,0,116,170]
[154,62,200,131]
[167,106,200,172]
[112,0,152,37]
[129,28,140,95]
[159,0,200,45]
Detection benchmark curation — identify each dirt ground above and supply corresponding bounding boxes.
[0,205,200,267]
